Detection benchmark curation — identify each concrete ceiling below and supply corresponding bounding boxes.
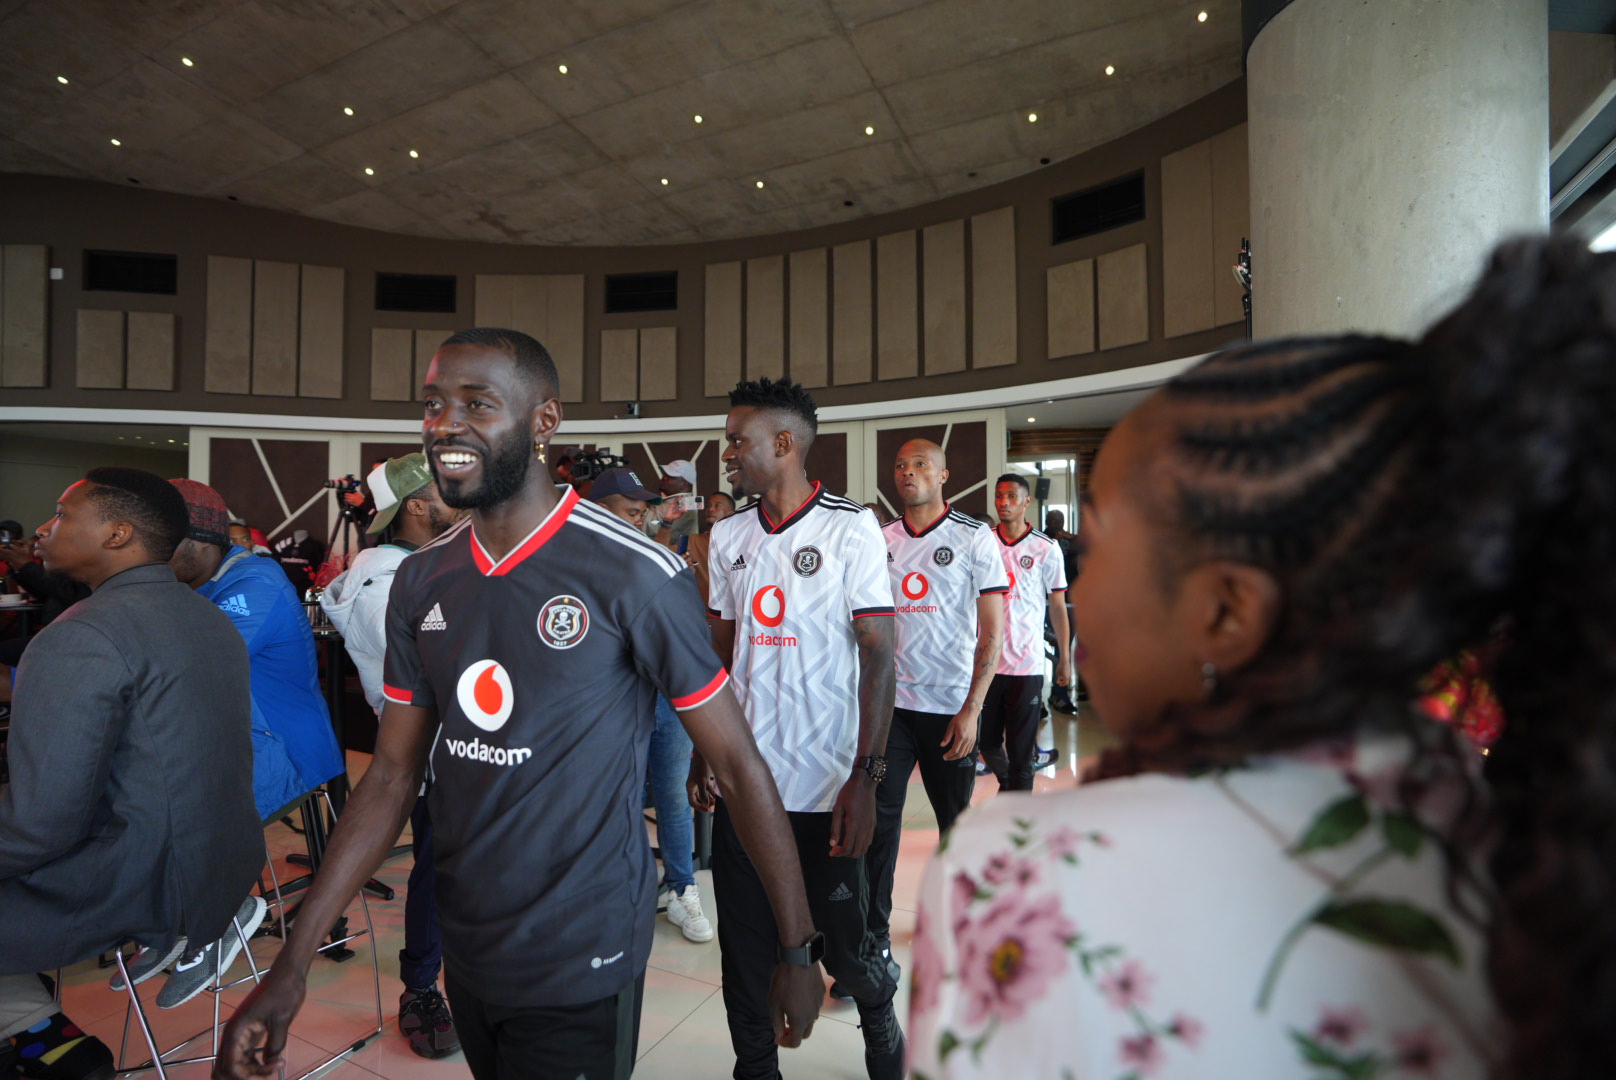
[0,0,1240,246]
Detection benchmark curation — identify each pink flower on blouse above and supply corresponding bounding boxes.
[955,892,1076,1026]
[951,872,977,932]
[1315,1006,1369,1047]
[982,852,1041,888]
[1166,1013,1204,1049]
[909,904,943,1017]
[1391,1023,1450,1076]
[1118,1032,1164,1076]
[1045,825,1082,860]
[1098,959,1155,1011]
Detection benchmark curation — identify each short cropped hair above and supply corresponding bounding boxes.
[996,472,1030,495]
[729,377,818,451]
[441,327,559,397]
[83,466,190,560]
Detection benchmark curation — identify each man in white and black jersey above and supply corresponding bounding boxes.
[697,377,905,1080]
[865,440,1006,967]
[219,330,824,1080]
[982,473,1072,792]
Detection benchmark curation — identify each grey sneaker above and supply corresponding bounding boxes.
[109,938,188,991]
[155,895,267,1009]
[665,884,714,942]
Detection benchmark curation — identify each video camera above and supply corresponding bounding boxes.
[568,451,630,484]
[324,475,370,525]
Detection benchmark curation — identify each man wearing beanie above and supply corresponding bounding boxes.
[168,479,345,826]
[321,455,463,1059]
[1,468,261,1080]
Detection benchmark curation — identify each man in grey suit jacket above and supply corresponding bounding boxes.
[0,468,261,1080]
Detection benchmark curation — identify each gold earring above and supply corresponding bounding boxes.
[535,442,547,464]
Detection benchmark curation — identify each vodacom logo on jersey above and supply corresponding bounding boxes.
[443,660,533,767]
[749,585,797,647]
[897,571,939,614]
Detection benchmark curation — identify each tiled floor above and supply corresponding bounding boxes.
[57,710,1114,1080]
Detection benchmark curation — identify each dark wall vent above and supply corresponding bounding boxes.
[1051,172,1146,245]
[84,250,177,294]
[376,272,457,313]
[605,271,677,313]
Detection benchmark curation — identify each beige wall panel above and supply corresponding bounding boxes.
[126,311,175,391]
[704,261,743,397]
[546,275,585,404]
[971,207,1017,369]
[370,328,415,402]
[599,328,639,401]
[831,240,872,385]
[510,275,547,340]
[205,255,252,394]
[251,259,299,396]
[298,264,344,399]
[922,219,966,375]
[1046,259,1096,359]
[788,248,828,389]
[745,255,785,381]
[75,309,125,389]
[474,274,514,328]
[638,326,678,401]
[1,245,48,387]
[876,231,918,381]
[1161,139,1216,338]
[1097,244,1150,350]
[413,330,442,394]
[1211,123,1251,327]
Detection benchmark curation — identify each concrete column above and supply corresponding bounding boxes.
[1247,0,1550,339]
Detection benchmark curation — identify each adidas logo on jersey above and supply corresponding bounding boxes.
[420,603,447,631]
[828,882,854,902]
[729,554,748,571]
[218,593,252,618]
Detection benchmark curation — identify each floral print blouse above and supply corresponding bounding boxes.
[909,734,1496,1079]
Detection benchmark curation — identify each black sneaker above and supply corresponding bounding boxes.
[828,982,854,1001]
[856,998,905,1080]
[155,895,267,1009]
[108,938,188,991]
[399,986,460,1059]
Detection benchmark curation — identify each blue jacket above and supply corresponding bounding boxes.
[199,547,344,818]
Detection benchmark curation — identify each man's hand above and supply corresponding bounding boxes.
[770,962,823,1047]
[0,541,31,570]
[828,774,876,857]
[214,964,307,1080]
[940,703,979,761]
[687,757,717,812]
[1054,658,1072,687]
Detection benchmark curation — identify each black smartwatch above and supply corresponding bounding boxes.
[854,754,888,782]
[779,931,826,967]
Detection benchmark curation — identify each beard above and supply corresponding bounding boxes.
[436,426,533,511]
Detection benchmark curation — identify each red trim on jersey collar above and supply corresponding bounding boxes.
[995,521,1036,547]
[469,486,580,576]
[759,481,822,534]
[671,668,729,711]
[901,502,951,538]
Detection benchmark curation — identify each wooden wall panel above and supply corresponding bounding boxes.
[1211,123,1251,328]
[126,311,176,390]
[473,274,514,327]
[599,327,639,402]
[370,327,415,402]
[1097,244,1150,351]
[876,231,918,380]
[546,274,585,404]
[510,275,546,342]
[75,309,125,388]
[251,259,299,396]
[298,263,344,399]
[788,248,828,389]
[922,219,966,375]
[971,207,1017,369]
[413,330,442,395]
[704,261,743,397]
[1,245,48,387]
[745,255,785,381]
[1046,259,1096,359]
[1161,139,1215,338]
[831,240,871,385]
[638,326,678,401]
[205,255,252,394]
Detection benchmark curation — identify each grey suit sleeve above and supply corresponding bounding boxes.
[0,620,130,878]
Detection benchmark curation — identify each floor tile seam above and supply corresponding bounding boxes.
[634,985,720,1062]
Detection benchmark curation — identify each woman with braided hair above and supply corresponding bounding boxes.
[908,236,1616,1080]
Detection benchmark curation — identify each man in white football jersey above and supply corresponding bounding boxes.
[697,377,905,1080]
[868,439,1006,962]
[982,473,1072,791]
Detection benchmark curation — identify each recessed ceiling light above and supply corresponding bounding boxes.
[1198,10,1208,22]
[558,63,569,74]
[864,125,875,135]
[117,436,124,440]
[409,149,419,158]
[110,138,121,146]
[343,106,354,116]
[755,180,765,188]
[167,438,176,443]
[181,57,194,66]
[1027,112,1038,123]
[364,167,374,176]
[660,177,669,185]
[1105,65,1115,75]
[693,114,703,123]
[1027,417,1037,423]
[56,75,68,84]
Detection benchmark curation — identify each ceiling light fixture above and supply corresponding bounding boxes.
[110,138,121,146]
[755,180,765,188]
[409,149,419,158]
[182,57,194,66]
[864,125,875,135]
[558,63,569,74]
[1198,10,1208,22]
[1105,64,1115,75]
[660,177,669,185]
[693,114,703,123]
[1027,111,1038,122]
[1027,417,1037,423]
[343,106,354,116]
[56,75,68,84]
[364,167,374,175]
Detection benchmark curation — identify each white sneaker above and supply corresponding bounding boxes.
[666,884,714,942]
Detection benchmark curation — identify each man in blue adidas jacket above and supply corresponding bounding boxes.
[169,480,345,818]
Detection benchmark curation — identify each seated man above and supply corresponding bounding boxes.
[1,468,262,1080]
[168,480,345,822]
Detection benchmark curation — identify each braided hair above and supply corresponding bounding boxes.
[1146,237,1616,1079]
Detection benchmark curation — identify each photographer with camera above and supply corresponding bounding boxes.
[647,460,701,544]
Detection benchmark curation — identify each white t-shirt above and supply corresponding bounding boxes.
[883,506,1010,715]
[707,483,894,812]
[993,524,1067,676]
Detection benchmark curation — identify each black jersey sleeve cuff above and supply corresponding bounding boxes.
[852,606,896,618]
[979,585,1010,596]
